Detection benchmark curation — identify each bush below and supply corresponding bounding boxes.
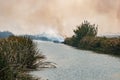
[64,20,98,47]
[78,37,120,55]
[64,20,120,56]
[0,36,45,80]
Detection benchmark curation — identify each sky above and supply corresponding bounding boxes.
[0,0,120,37]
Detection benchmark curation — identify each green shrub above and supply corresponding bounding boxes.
[64,21,120,56]
[64,20,98,47]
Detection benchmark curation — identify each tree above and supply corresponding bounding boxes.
[72,20,98,47]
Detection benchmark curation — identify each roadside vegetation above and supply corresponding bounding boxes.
[64,21,120,56]
[0,36,45,80]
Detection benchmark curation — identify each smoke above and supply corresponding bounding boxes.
[93,0,120,35]
[0,0,120,37]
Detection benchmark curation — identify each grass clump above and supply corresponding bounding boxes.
[0,36,45,80]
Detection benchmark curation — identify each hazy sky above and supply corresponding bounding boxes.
[0,0,120,36]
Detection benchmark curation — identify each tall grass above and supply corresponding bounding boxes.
[78,37,120,55]
[0,36,45,80]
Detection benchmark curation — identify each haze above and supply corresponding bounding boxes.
[0,0,120,37]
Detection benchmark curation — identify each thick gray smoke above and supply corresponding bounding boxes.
[0,0,120,37]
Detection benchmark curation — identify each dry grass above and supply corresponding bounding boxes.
[0,36,45,80]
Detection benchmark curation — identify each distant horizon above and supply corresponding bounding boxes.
[0,30,120,38]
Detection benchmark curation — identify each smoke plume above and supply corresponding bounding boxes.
[0,0,120,37]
